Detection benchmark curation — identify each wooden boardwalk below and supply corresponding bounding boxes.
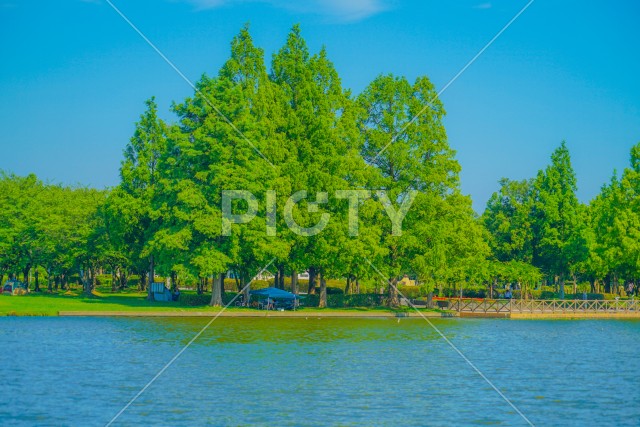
[446,298,640,319]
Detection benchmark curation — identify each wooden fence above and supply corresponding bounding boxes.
[445,298,640,314]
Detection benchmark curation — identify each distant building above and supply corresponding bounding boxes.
[399,274,416,286]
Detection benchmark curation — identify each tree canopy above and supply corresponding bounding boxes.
[2,25,639,304]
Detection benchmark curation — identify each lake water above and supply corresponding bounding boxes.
[0,317,638,426]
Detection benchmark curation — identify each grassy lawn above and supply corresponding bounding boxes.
[0,290,216,316]
[0,288,436,316]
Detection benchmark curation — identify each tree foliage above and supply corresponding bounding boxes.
[2,26,638,304]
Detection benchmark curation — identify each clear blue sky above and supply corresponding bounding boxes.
[1,0,638,212]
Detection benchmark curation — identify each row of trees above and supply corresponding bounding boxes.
[0,173,104,291]
[106,24,487,307]
[483,141,640,296]
[1,25,638,305]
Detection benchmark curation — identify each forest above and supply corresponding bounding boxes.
[1,25,639,307]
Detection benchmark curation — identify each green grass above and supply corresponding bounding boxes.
[0,289,435,316]
[0,289,219,316]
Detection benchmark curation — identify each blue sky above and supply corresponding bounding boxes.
[1,0,638,212]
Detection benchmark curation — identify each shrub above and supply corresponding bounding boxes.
[329,294,386,308]
[178,293,210,306]
[179,291,245,306]
[397,286,422,299]
[300,293,388,308]
[128,276,141,288]
[526,290,605,300]
[95,274,112,286]
[302,294,319,307]
[565,293,604,300]
[540,291,556,299]
[440,287,486,298]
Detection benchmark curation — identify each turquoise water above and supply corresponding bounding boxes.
[1,317,638,426]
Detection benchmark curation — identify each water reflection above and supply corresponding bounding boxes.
[0,317,639,426]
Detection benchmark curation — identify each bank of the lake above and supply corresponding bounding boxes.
[0,292,442,317]
[4,292,640,319]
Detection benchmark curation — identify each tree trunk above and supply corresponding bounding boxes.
[291,270,298,295]
[139,272,147,292]
[559,277,565,299]
[318,272,327,308]
[34,269,40,292]
[427,291,433,308]
[355,276,360,294]
[147,256,155,301]
[210,273,224,307]
[308,267,317,295]
[388,277,399,307]
[171,271,178,292]
[517,281,522,300]
[243,274,250,307]
[24,264,34,291]
[279,265,285,289]
[119,269,129,290]
[111,269,117,292]
[345,276,351,295]
[82,267,93,295]
[46,268,52,292]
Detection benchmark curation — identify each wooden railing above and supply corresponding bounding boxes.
[446,298,640,314]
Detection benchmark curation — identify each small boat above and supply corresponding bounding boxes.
[2,280,28,296]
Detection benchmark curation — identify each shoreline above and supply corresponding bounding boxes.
[57,310,449,318]
[0,310,636,319]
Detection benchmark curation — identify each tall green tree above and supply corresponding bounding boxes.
[119,96,167,298]
[272,25,365,307]
[0,173,42,286]
[531,142,588,296]
[483,178,535,263]
[357,74,478,305]
[589,142,640,292]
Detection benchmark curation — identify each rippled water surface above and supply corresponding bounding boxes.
[1,317,638,426]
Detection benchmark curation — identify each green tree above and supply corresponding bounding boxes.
[483,178,535,263]
[0,173,42,286]
[531,142,588,296]
[357,74,474,306]
[272,25,365,307]
[589,142,640,293]
[119,97,167,298]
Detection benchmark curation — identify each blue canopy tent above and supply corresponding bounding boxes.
[250,287,302,310]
